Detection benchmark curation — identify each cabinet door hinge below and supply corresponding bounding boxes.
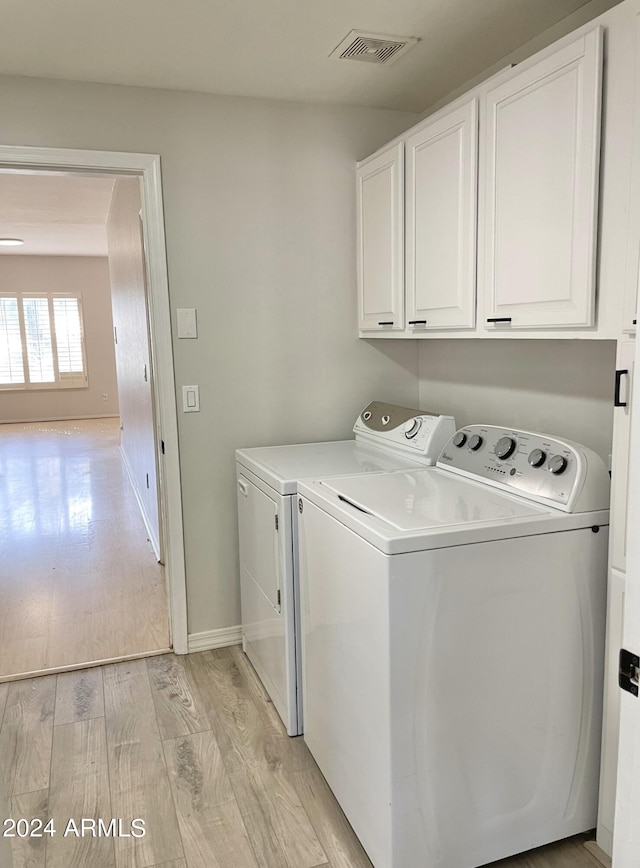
[620,648,639,697]
[275,514,279,531]
[277,589,281,607]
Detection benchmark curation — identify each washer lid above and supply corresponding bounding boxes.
[299,468,609,554]
[321,469,542,531]
[236,440,423,495]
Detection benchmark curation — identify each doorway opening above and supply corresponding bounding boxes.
[0,146,187,680]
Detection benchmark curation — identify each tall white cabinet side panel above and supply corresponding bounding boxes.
[405,98,478,331]
[357,143,405,332]
[598,566,626,855]
[599,182,639,852]
[481,28,602,329]
[612,283,640,867]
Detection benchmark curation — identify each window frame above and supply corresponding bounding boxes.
[0,291,88,392]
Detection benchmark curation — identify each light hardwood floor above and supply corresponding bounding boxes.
[0,419,170,681]
[0,647,609,868]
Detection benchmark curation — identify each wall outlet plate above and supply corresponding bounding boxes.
[177,308,198,339]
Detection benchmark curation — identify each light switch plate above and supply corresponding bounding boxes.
[182,385,200,412]
[177,308,198,339]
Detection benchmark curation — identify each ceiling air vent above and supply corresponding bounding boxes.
[330,30,418,66]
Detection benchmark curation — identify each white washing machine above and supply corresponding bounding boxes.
[297,424,610,868]
[235,402,456,736]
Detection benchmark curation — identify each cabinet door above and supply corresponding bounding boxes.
[482,28,602,329]
[357,143,404,333]
[406,98,478,331]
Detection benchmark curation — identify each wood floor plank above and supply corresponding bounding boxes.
[291,766,373,868]
[6,789,49,868]
[103,659,184,868]
[54,667,105,725]
[0,675,55,796]
[147,862,187,868]
[164,730,258,868]
[227,647,287,735]
[46,718,114,868]
[228,647,313,774]
[0,682,8,725]
[147,654,211,740]
[0,682,12,868]
[186,650,326,868]
[485,833,599,867]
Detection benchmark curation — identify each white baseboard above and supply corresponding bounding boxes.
[0,413,119,425]
[188,626,243,653]
[584,841,612,868]
[119,445,161,561]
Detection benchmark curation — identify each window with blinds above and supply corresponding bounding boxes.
[0,293,87,390]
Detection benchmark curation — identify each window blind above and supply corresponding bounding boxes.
[0,293,87,390]
[0,297,25,385]
[53,297,84,380]
[23,297,55,383]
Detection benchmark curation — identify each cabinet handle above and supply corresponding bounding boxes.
[378,321,394,326]
[408,320,427,325]
[615,369,629,408]
[633,319,637,325]
[486,317,512,324]
[237,478,249,496]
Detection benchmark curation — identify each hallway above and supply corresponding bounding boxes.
[0,418,170,680]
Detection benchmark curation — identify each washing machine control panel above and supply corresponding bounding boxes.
[353,402,456,464]
[437,425,610,513]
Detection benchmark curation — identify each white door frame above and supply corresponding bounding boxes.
[0,144,188,654]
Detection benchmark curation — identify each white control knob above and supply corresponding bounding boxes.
[549,454,568,475]
[404,418,422,439]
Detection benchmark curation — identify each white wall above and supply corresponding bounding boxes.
[418,0,624,119]
[0,74,420,635]
[418,341,616,461]
[107,178,160,557]
[0,255,118,423]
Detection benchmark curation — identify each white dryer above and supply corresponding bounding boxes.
[235,402,455,736]
[297,424,610,868]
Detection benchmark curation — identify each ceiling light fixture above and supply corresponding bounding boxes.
[0,238,24,246]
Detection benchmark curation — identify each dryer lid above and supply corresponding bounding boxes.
[236,440,423,495]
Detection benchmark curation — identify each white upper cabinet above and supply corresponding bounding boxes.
[357,142,404,333]
[481,28,603,330]
[405,98,478,331]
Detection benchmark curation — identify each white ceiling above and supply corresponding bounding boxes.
[0,1,619,257]
[0,0,619,112]
[0,173,115,257]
